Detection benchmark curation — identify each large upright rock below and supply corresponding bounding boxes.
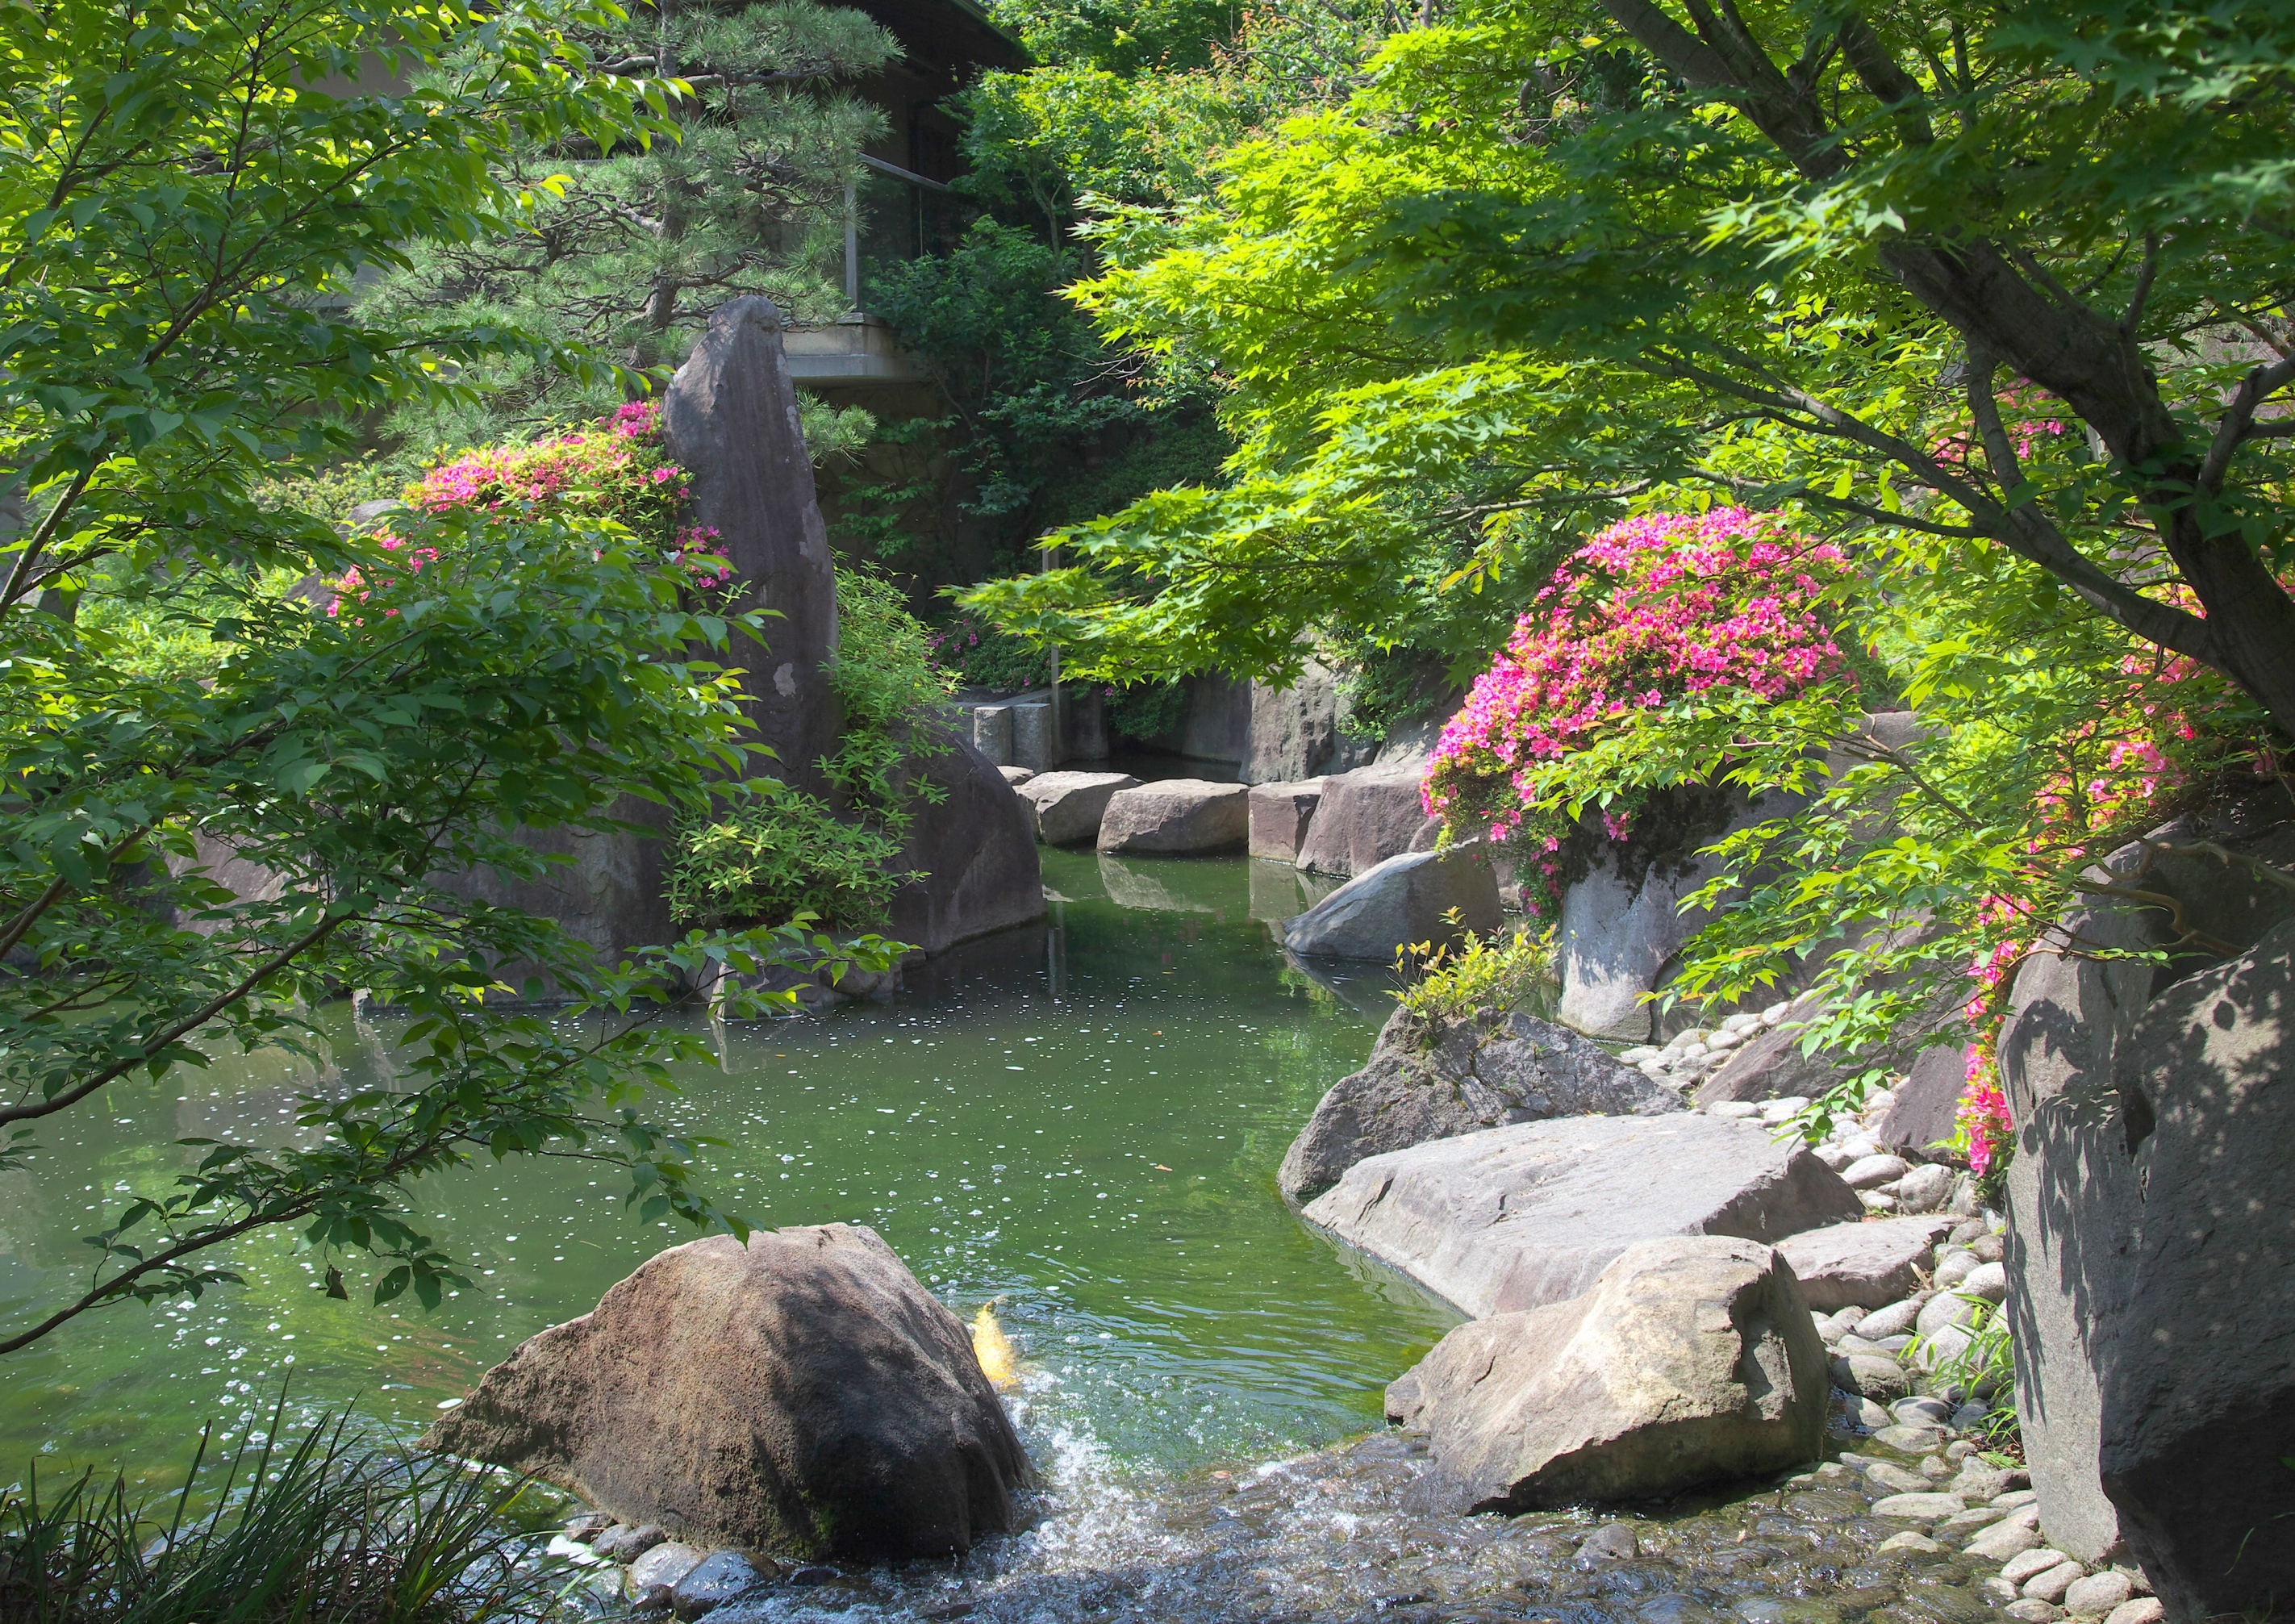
[1997,814,2295,1570]
[1279,1003,1684,1202]
[1243,662,1369,783]
[665,298,841,796]
[2097,917,2295,1618]
[1386,1238,1829,1510]
[1280,847,1500,961]
[1300,1113,1862,1317]
[884,731,1045,954]
[1997,853,2169,1567]
[1293,764,1441,878]
[423,1224,1028,1561]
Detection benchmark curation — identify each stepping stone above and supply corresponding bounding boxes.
[1300,1113,1861,1317]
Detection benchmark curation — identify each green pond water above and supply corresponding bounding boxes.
[0,850,1463,1493]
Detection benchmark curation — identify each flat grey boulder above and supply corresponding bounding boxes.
[1293,763,1439,877]
[1279,1003,1684,1202]
[1282,848,1501,961]
[1017,771,1140,846]
[422,1223,1028,1561]
[1775,1214,1958,1312]
[1248,779,1325,861]
[1301,1113,1862,1317]
[1096,779,1250,855]
[1385,1237,1828,1509]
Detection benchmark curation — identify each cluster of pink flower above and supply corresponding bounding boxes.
[408,414,690,526]
[332,400,732,615]
[1422,508,1850,912]
[1955,1057,2015,1178]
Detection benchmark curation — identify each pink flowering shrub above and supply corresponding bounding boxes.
[336,401,732,616]
[1422,508,1851,913]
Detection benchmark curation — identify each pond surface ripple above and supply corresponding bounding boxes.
[2,851,1992,1624]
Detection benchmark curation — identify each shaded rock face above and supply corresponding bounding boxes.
[1243,662,1375,783]
[1998,812,2295,1573]
[1280,848,1501,962]
[1997,881,2155,1568]
[422,1224,1028,1562]
[430,795,680,975]
[1871,1043,1969,1162]
[1096,779,1250,855]
[2098,917,2295,1619]
[1774,1214,1958,1313]
[884,730,1045,955]
[1017,771,1140,846]
[1248,780,1325,861]
[1387,1238,1828,1511]
[1294,765,1441,878]
[1300,1113,1862,1318]
[1555,787,1812,1042]
[665,297,840,798]
[1278,1004,1684,1203]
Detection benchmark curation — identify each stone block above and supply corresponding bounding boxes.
[1293,764,1440,878]
[1096,779,1250,855]
[1300,1112,1862,1318]
[1248,779,1325,860]
[1009,703,1056,774]
[971,705,1012,765]
[1774,1215,1956,1312]
[1386,1238,1828,1510]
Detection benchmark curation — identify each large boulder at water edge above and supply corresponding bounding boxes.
[1386,1238,1829,1510]
[1096,779,1250,855]
[421,1224,1028,1561]
[1278,1003,1684,1202]
[1997,810,2295,1584]
[1293,763,1441,878]
[884,729,1044,954]
[1300,1113,1861,1317]
[665,297,841,799]
[2095,916,2295,1619]
[1017,771,1139,846]
[1281,848,1501,961]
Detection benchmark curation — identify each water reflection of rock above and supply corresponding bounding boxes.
[1095,854,1253,918]
[1276,951,1404,1017]
[1247,859,1345,925]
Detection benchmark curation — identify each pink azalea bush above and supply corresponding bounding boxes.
[1422,508,1851,913]
[336,402,731,615]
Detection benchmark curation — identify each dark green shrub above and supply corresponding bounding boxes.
[0,1401,571,1624]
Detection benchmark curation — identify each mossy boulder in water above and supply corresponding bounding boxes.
[421,1223,1029,1561]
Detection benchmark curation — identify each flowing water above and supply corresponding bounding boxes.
[0,849,2005,1624]
[0,849,1451,1484]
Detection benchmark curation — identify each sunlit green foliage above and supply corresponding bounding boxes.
[0,0,891,1356]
